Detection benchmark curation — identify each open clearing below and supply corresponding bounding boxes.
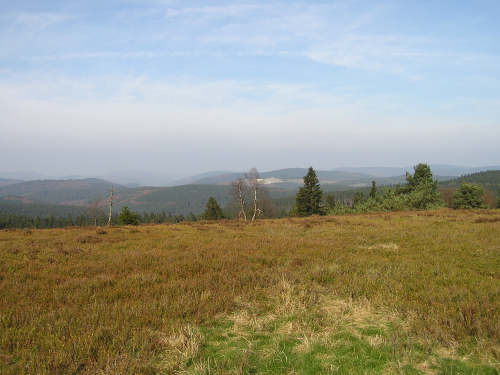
[1,210,499,374]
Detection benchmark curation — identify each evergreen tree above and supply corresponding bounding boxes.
[405,163,434,190]
[294,167,325,216]
[352,192,365,207]
[399,163,443,209]
[118,206,139,225]
[202,197,224,220]
[452,183,486,209]
[369,180,377,199]
[324,192,337,210]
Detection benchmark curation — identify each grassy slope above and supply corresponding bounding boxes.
[1,210,499,374]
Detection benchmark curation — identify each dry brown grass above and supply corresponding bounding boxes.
[0,209,499,374]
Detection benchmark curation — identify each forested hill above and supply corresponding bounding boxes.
[440,170,500,190]
[0,196,87,217]
[0,178,124,205]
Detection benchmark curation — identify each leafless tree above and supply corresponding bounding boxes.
[87,198,103,226]
[246,168,261,221]
[230,168,273,221]
[231,178,248,221]
[107,186,114,226]
[245,168,275,221]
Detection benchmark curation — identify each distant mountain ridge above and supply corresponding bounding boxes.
[182,167,457,187]
[3,164,498,187]
[1,166,498,218]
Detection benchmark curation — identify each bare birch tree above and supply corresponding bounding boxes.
[230,168,273,221]
[231,178,248,221]
[107,186,114,226]
[245,168,265,221]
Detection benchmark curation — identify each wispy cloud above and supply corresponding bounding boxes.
[8,11,74,30]
[165,3,263,18]
[28,51,163,61]
[4,2,498,79]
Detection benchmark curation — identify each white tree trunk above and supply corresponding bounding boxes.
[107,186,114,226]
[238,181,247,221]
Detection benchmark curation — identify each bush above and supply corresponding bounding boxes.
[452,183,486,209]
[118,206,139,225]
[327,165,444,215]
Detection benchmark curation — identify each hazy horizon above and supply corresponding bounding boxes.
[2,163,500,185]
[2,1,499,176]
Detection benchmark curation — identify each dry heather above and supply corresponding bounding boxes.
[0,209,499,374]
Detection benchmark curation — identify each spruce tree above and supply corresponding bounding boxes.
[118,206,139,225]
[452,183,486,209]
[202,197,224,220]
[294,167,325,216]
[325,192,337,210]
[369,180,377,199]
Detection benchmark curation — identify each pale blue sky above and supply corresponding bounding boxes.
[1,0,499,175]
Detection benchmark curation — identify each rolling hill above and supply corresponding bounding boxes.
[2,168,498,218]
[440,170,500,192]
[114,184,232,215]
[0,180,233,216]
[0,178,125,206]
[0,196,87,217]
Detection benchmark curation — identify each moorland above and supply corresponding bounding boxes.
[1,209,499,374]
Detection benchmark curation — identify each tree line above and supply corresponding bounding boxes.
[1,164,498,229]
[0,210,199,229]
[201,163,499,220]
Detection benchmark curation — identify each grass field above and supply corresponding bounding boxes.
[1,210,499,374]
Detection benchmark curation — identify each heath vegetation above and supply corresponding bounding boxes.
[1,209,499,374]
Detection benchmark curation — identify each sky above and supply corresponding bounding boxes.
[1,0,500,177]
